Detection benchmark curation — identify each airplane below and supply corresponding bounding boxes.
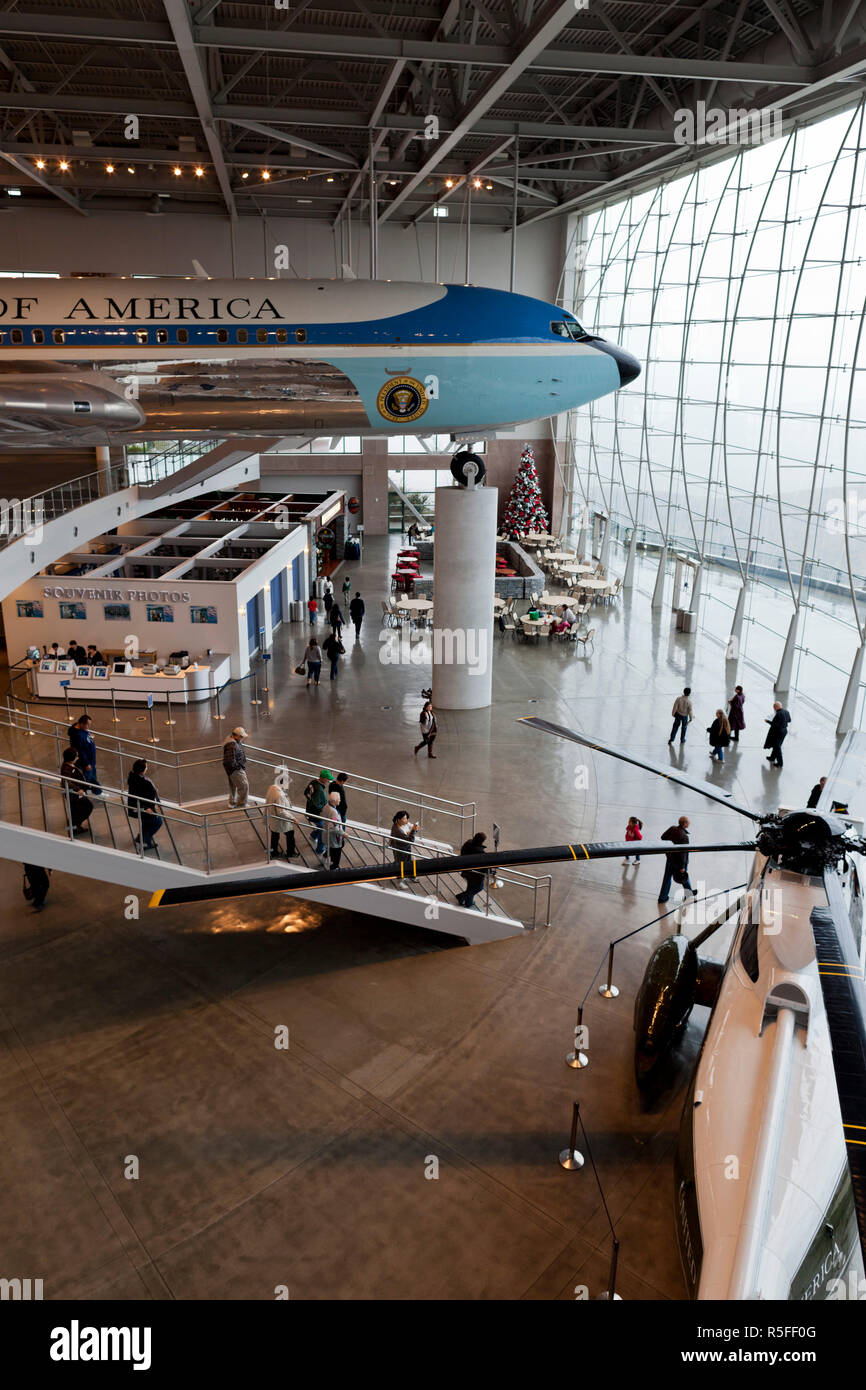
[147,718,866,1303]
[0,278,640,449]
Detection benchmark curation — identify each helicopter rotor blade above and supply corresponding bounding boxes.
[150,837,757,910]
[519,717,763,822]
[809,870,866,1264]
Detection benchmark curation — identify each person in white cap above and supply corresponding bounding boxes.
[223,727,249,807]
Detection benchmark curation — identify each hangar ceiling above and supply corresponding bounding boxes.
[0,1,865,227]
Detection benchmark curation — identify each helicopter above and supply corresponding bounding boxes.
[149,718,866,1302]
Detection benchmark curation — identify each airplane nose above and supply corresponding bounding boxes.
[590,338,642,387]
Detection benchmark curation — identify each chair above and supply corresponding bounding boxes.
[381,601,394,627]
[574,627,595,654]
[609,577,622,603]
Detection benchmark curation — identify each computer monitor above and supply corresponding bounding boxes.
[112,660,131,676]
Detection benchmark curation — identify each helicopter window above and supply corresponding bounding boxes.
[739,919,760,982]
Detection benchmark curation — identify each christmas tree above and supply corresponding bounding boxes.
[501,445,549,537]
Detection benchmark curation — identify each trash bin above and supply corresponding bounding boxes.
[682,611,696,633]
[675,607,685,631]
[290,600,304,622]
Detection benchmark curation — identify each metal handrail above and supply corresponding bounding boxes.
[0,756,544,922]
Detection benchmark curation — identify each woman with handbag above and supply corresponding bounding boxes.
[265,778,297,858]
[414,700,438,758]
[60,746,93,835]
[302,636,322,686]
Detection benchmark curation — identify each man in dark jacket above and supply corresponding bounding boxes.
[68,714,102,794]
[764,702,791,767]
[322,629,342,681]
[349,592,365,639]
[223,727,249,807]
[658,815,697,903]
[807,776,826,808]
[304,769,333,855]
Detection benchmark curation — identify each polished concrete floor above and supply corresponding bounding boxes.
[0,533,844,1300]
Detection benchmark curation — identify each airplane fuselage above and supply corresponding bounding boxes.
[0,278,640,444]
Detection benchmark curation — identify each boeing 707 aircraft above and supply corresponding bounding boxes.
[0,278,640,446]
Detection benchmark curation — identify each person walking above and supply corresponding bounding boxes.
[323,580,333,618]
[303,635,322,686]
[265,778,297,858]
[342,574,352,609]
[807,776,827,809]
[60,746,93,835]
[307,595,318,626]
[727,685,745,743]
[321,790,345,869]
[414,699,438,758]
[668,688,693,745]
[764,701,791,767]
[456,830,489,909]
[329,602,345,637]
[322,629,343,681]
[707,710,731,762]
[68,713,102,794]
[223,727,249,807]
[334,772,349,826]
[23,864,50,911]
[658,815,697,903]
[303,769,333,855]
[389,810,419,876]
[127,758,163,850]
[349,592,365,639]
[622,816,643,865]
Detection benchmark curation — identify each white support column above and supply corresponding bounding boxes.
[95,446,112,497]
[775,608,800,693]
[691,563,704,615]
[576,505,589,559]
[599,517,611,571]
[622,529,638,588]
[432,485,497,709]
[672,556,683,611]
[261,585,273,651]
[651,545,668,610]
[729,581,749,661]
[837,639,865,735]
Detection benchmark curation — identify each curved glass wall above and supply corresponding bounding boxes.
[571,103,866,723]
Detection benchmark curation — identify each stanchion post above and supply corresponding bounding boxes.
[596,1238,623,1301]
[61,680,71,721]
[164,691,176,726]
[250,670,262,706]
[598,943,620,998]
[111,687,121,724]
[558,1100,584,1170]
[214,684,224,721]
[147,694,160,744]
[566,1004,589,1069]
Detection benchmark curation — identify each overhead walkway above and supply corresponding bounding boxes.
[0,707,550,946]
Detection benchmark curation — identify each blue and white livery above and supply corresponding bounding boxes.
[0,278,640,445]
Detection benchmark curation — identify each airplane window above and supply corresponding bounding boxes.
[295,328,307,343]
[32,328,44,344]
[177,329,188,344]
[257,328,269,343]
[551,321,569,337]
[53,329,65,344]
[551,320,586,339]
[237,328,248,344]
[11,328,22,344]
[276,329,287,343]
[156,329,168,343]
[135,329,149,344]
[217,329,229,344]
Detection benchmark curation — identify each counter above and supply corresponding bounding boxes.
[29,654,231,705]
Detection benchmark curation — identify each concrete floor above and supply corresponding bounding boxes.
[0,531,843,1301]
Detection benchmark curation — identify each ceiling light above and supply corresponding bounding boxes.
[173,166,183,176]
[127,166,135,174]
[445,178,453,189]
[194,166,204,178]
[262,170,271,180]
[485,182,493,190]
[7,187,21,196]
[59,160,70,172]
[35,158,46,171]
[433,206,448,218]
[473,178,482,189]
[297,197,312,203]
[105,163,115,173]
[388,178,398,186]
[326,176,334,183]
[241,171,249,179]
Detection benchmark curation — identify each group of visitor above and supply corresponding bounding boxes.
[667,685,792,767]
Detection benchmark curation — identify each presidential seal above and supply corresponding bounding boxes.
[376,376,428,424]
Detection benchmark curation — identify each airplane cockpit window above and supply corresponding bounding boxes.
[551,319,586,340]
[739,918,760,982]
